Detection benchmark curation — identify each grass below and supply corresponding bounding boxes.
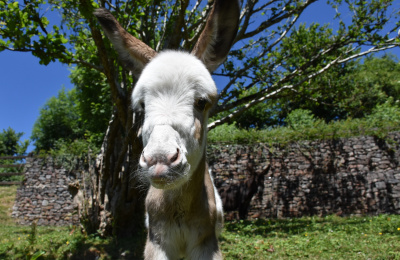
[220,216,400,259]
[0,185,17,225]
[0,186,83,259]
[1,186,400,259]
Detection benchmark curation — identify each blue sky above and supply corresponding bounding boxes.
[0,51,73,152]
[0,1,399,153]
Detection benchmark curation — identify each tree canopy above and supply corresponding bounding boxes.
[0,127,29,156]
[31,87,82,151]
[0,128,29,182]
[1,0,399,134]
[259,54,400,125]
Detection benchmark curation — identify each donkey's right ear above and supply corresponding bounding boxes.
[94,8,157,77]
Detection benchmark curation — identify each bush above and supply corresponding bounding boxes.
[286,109,318,130]
[208,109,400,145]
[366,98,400,128]
[40,138,100,173]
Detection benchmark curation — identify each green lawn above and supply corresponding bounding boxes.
[0,185,17,225]
[221,216,400,259]
[1,186,400,259]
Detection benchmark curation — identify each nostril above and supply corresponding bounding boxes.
[140,149,180,168]
[140,151,156,168]
[169,148,180,165]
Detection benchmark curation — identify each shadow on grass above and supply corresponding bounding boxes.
[68,229,147,260]
[0,225,145,260]
[2,215,397,259]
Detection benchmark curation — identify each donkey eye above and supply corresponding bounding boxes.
[140,101,145,110]
[195,98,207,111]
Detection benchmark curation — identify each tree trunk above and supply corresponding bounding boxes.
[82,109,147,241]
[76,0,148,242]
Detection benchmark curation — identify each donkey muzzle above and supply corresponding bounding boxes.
[139,125,188,188]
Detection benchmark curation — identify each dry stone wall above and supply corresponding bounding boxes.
[209,133,400,220]
[12,157,81,226]
[11,132,400,225]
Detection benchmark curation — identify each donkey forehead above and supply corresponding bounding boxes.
[132,51,217,106]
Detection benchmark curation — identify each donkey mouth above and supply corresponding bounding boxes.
[149,175,170,188]
[146,163,190,189]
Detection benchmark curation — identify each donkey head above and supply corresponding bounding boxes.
[132,51,218,189]
[95,0,240,189]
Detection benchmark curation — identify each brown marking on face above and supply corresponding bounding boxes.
[208,91,218,106]
[194,118,202,142]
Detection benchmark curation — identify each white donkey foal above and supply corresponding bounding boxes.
[94,1,240,259]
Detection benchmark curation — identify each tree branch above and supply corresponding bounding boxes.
[79,0,128,126]
[181,1,212,49]
[337,39,399,64]
[208,84,293,130]
[236,0,318,42]
[1,45,103,72]
[156,6,170,52]
[163,0,190,49]
[214,1,308,109]
[209,35,400,131]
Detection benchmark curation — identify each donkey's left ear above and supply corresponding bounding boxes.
[191,0,241,73]
[94,8,157,78]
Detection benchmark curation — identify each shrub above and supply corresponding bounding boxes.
[286,109,318,130]
[208,110,400,145]
[366,98,400,128]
